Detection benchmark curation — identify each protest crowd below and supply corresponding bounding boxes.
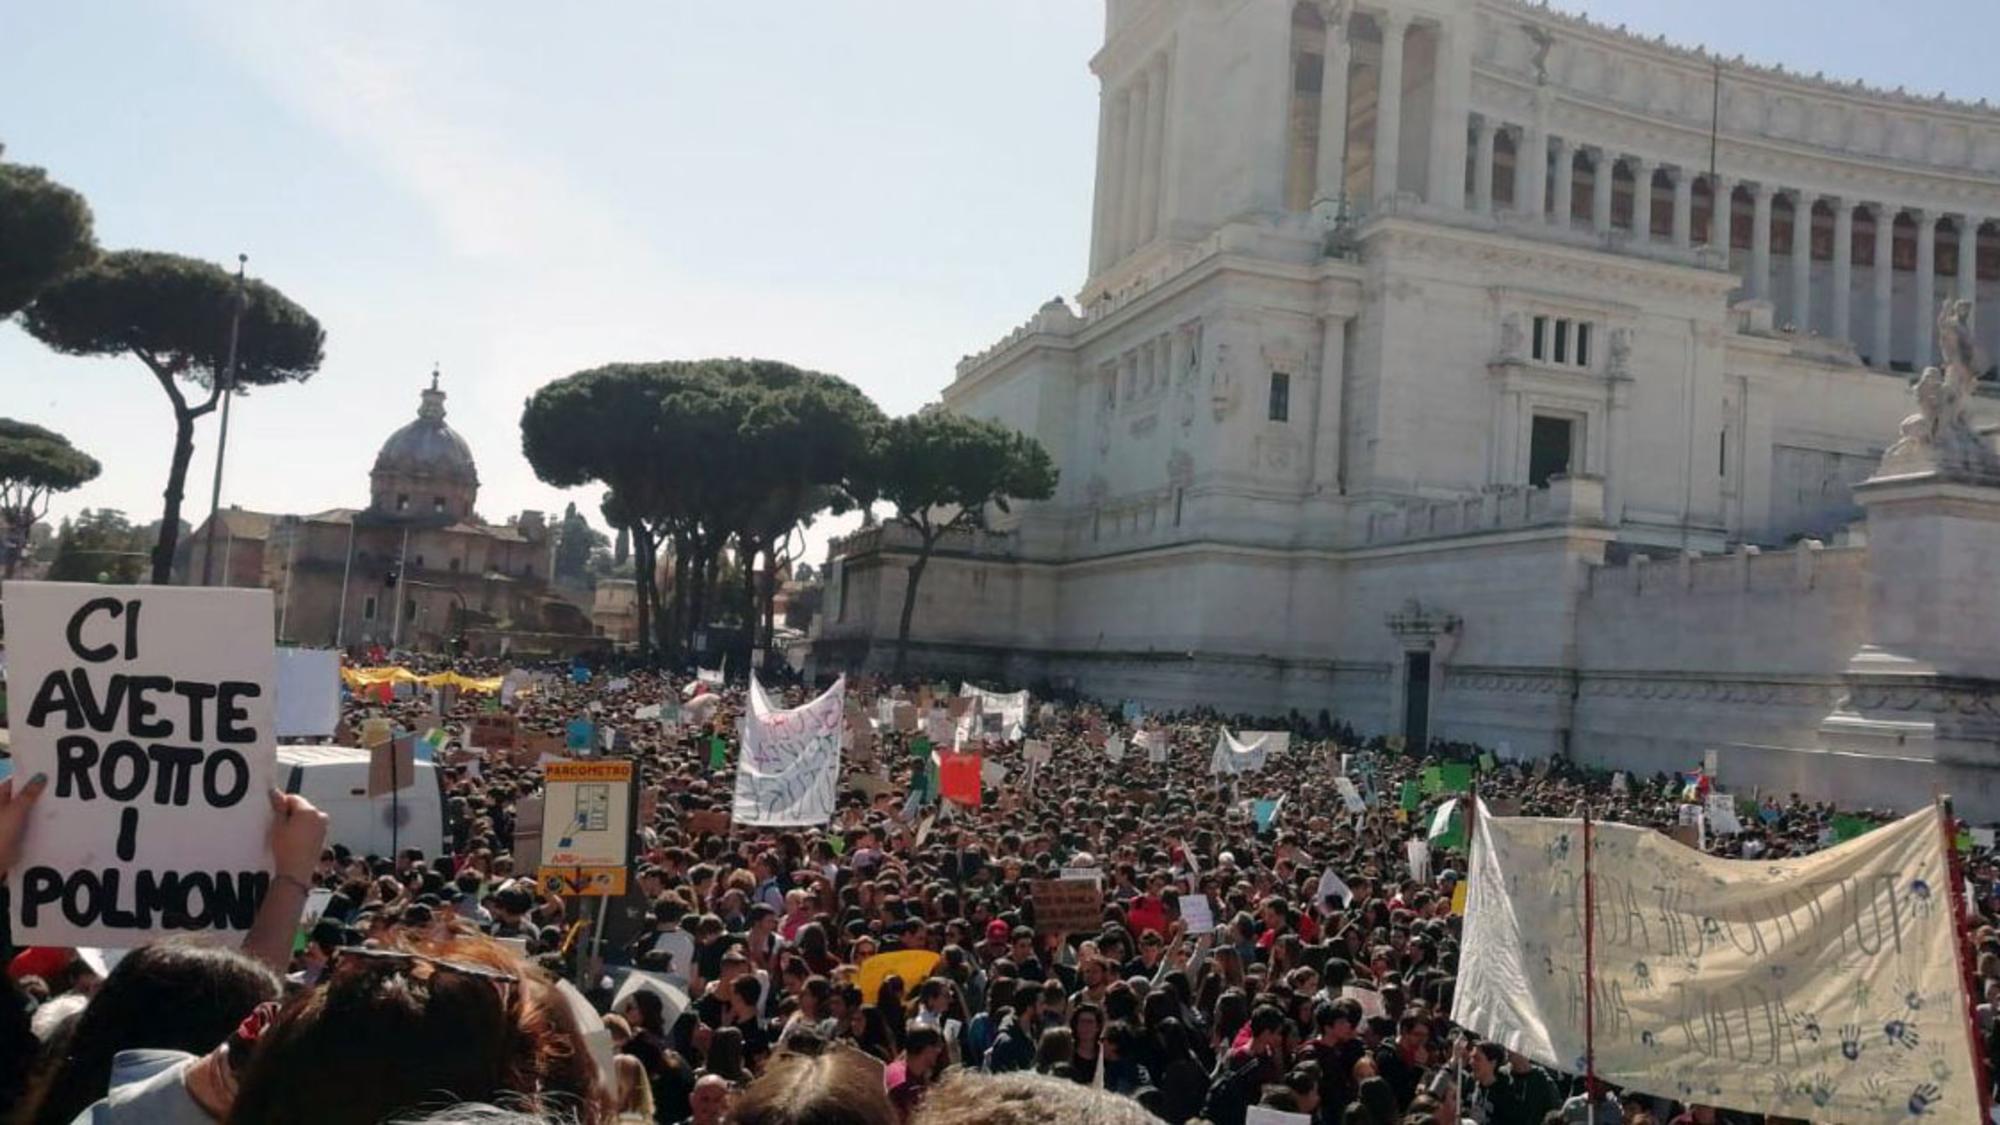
[4,650,1999,1125]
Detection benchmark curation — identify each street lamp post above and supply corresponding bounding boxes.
[198,254,249,587]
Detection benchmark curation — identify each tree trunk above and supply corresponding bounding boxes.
[630,523,654,660]
[152,410,197,584]
[2,515,21,579]
[665,532,690,665]
[760,549,778,655]
[739,536,759,672]
[892,536,935,680]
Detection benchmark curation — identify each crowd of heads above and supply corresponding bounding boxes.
[5,651,1999,1125]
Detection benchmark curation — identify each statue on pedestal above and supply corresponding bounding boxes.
[1878,299,2000,481]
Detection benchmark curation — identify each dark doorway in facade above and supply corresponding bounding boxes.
[1403,651,1431,752]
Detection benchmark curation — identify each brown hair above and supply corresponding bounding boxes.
[913,1070,1162,1125]
[226,934,606,1124]
[727,1050,898,1125]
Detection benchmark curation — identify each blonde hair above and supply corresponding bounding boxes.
[613,1054,654,1117]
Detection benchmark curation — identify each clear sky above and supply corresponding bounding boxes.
[4,1,1998,563]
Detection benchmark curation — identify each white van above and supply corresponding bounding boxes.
[278,745,446,860]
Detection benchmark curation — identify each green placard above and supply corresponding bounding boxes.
[1400,780,1421,812]
[1440,763,1474,793]
[1478,751,1497,772]
[1420,766,1444,796]
[708,735,728,771]
[911,736,933,758]
[1831,813,1874,842]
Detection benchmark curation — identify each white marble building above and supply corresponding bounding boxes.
[818,0,2000,813]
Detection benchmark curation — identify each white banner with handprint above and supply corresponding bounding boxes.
[1453,801,1978,1124]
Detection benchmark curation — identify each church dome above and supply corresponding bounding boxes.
[370,371,479,521]
[374,376,477,482]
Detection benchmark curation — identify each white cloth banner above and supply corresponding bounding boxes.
[274,647,340,738]
[1239,729,1291,757]
[732,675,843,827]
[1209,729,1270,776]
[1335,776,1367,814]
[1135,728,1168,764]
[1104,733,1125,763]
[958,684,1026,739]
[1454,801,1979,1124]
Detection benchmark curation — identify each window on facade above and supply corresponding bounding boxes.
[1719,428,1729,477]
[449,557,461,572]
[1268,372,1291,422]
[1528,415,1576,488]
[1530,315,1592,369]
[405,598,416,623]
[433,497,446,513]
[1174,488,1185,527]
[396,494,409,512]
[524,563,534,578]
[362,595,377,621]
[413,555,424,570]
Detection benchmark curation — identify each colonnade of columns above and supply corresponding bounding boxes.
[1461,113,1986,369]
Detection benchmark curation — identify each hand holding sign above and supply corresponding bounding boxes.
[0,773,50,872]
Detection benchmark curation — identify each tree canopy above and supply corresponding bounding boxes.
[0,155,96,319]
[521,358,882,663]
[21,250,325,582]
[873,411,1057,675]
[0,418,101,576]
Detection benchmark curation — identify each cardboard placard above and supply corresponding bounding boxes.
[368,736,417,797]
[470,713,519,751]
[3,582,278,946]
[683,809,730,836]
[1030,877,1104,934]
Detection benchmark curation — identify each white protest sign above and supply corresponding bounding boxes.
[1245,1107,1310,1125]
[1315,867,1354,908]
[1024,739,1051,766]
[1455,803,1981,1125]
[732,675,843,827]
[4,582,277,946]
[1405,837,1430,882]
[1136,728,1168,764]
[1704,792,1743,835]
[273,647,340,738]
[1177,893,1216,933]
[1341,985,1386,1020]
[958,683,1027,739]
[1103,732,1124,763]
[1335,776,1367,814]
[1610,771,1628,794]
[1209,729,1270,776]
[1239,730,1291,756]
[980,759,1006,788]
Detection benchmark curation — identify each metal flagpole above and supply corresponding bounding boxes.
[389,524,411,649]
[334,516,357,649]
[1938,795,1994,1123]
[1582,801,1599,1125]
[199,255,248,586]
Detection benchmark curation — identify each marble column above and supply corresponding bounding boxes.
[1120,70,1150,255]
[1832,201,1854,344]
[1914,210,1937,366]
[1790,191,1815,333]
[1591,150,1614,234]
[1671,167,1693,249]
[1312,3,1351,222]
[1090,85,1119,272]
[1102,88,1131,263]
[1708,175,1735,252]
[1136,55,1167,245]
[1749,183,1774,301]
[1549,138,1572,228]
[1515,124,1546,219]
[1873,204,1897,369]
[1471,117,1495,215]
[1426,19,1467,209]
[1372,12,1408,206]
[1630,158,1655,242]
